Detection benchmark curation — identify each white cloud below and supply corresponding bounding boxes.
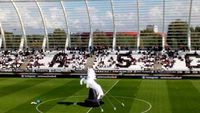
[148,7,162,19]
[0,9,10,21]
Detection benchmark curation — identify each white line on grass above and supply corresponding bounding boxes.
[135,98,152,113]
[114,96,152,113]
[36,80,119,113]
[35,89,152,113]
[86,80,119,113]
[36,95,86,113]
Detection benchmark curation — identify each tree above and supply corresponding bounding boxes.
[4,31,21,49]
[27,34,43,49]
[191,26,200,49]
[93,30,112,48]
[116,32,137,49]
[49,28,66,49]
[71,32,88,48]
[167,19,188,49]
[140,28,162,49]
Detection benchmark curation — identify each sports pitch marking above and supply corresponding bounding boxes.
[36,95,86,113]
[35,80,152,113]
[36,95,152,113]
[114,96,152,113]
[36,80,119,113]
[86,80,120,113]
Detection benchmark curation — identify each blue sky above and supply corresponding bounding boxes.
[0,0,199,34]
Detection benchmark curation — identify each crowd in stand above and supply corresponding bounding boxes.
[0,46,200,72]
[27,50,45,69]
[0,50,24,70]
[48,51,87,70]
[93,47,195,71]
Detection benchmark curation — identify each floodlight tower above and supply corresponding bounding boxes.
[84,0,94,50]
[11,0,27,51]
[0,22,6,50]
[188,0,193,51]
[35,0,49,52]
[136,0,140,51]
[60,0,71,50]
[110,0,116,51]
[162,0,166,51]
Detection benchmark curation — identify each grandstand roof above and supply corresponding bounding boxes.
[0,0,199,50]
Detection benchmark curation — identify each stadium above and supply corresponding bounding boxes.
[1,0,200,113]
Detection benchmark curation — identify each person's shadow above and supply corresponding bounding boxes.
[57,101,104,107]
[57,102,75,106]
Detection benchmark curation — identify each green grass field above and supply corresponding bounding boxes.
[1,78,200,113]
